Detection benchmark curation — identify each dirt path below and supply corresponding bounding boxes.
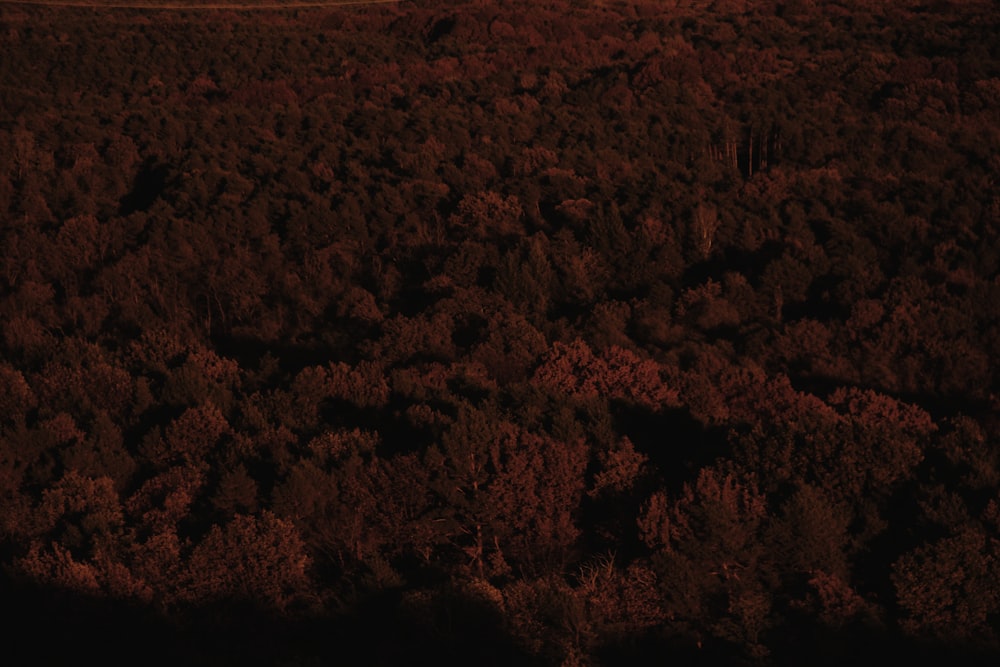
[0,0,399,9]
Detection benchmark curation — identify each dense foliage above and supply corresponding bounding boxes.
[2,1,1000,664]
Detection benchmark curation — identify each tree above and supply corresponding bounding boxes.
[639,467,773,655]
[892,529,1000,644]
[14,470,149,602]
[272,427,437,586]
[690,202,720,260]
[0,363,36,429]
[140,402,231,470]
[532,339,679,412]
[494,234,556,323]
[179,511,312,612]
[424,405,587,578]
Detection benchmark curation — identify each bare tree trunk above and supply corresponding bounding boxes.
[692,203,720,259]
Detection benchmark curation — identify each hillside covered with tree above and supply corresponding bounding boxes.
[2,1,1000,664]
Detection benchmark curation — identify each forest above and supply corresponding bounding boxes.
[1,0,1000,664]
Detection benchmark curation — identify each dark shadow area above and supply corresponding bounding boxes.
[119,160,170,216]
[1,573,538,667]
[782,272,850,322]
[209,333,357,377]
[767,616,1000,667]
[3,574,186,667]
[613,402,731,495]
[424,16,456,45]
[682,241,786,289]
[592,618,1000,667]
[786,373,992,422]
[319,396,438,457]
